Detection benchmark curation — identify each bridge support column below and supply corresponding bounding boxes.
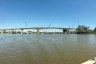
[63,29,67,34]
[63,29,69,34]
[9,30,12,34]
[66,29,69,34]
[21,29,23,34]
[37,29,40,34]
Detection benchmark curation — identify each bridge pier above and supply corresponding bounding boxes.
[37,29,40,34]
[63,29,66,34]
[67,29,69,34]
[21,29,23,34]
[63,29,69,34]
[9,29,12,34]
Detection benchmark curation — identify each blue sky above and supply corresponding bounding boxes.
[0,0,96,30]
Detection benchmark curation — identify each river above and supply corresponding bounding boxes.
[0,34,96,64]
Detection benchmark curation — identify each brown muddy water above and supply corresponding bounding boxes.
[0,34,96,64]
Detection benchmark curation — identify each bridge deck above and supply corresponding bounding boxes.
[0,27,76,30]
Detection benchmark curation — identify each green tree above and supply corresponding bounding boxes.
[3,30,6,33]
[76,25,90,34]
[94,27,96,34]
[17,31,21,34]
[28,31,32,34]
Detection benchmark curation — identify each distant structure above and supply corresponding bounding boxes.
[0,27,76,34]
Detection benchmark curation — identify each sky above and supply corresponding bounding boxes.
[0,0,96,30]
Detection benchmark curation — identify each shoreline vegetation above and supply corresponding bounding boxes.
[0,25,96,34]
[76,25,96,34]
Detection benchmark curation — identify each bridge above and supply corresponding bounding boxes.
[0,27,76,34]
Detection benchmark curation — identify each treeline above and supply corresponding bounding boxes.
[76,25,96,34]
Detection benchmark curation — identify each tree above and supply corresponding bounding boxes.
[28,31,32,34]
[17,31,21,34]
[3,30,6,33]
[94,27,96,34]
[76,25,90,34]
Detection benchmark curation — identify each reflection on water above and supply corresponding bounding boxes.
[0,34,96,64]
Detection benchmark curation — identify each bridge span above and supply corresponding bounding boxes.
[0,27,76,34]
